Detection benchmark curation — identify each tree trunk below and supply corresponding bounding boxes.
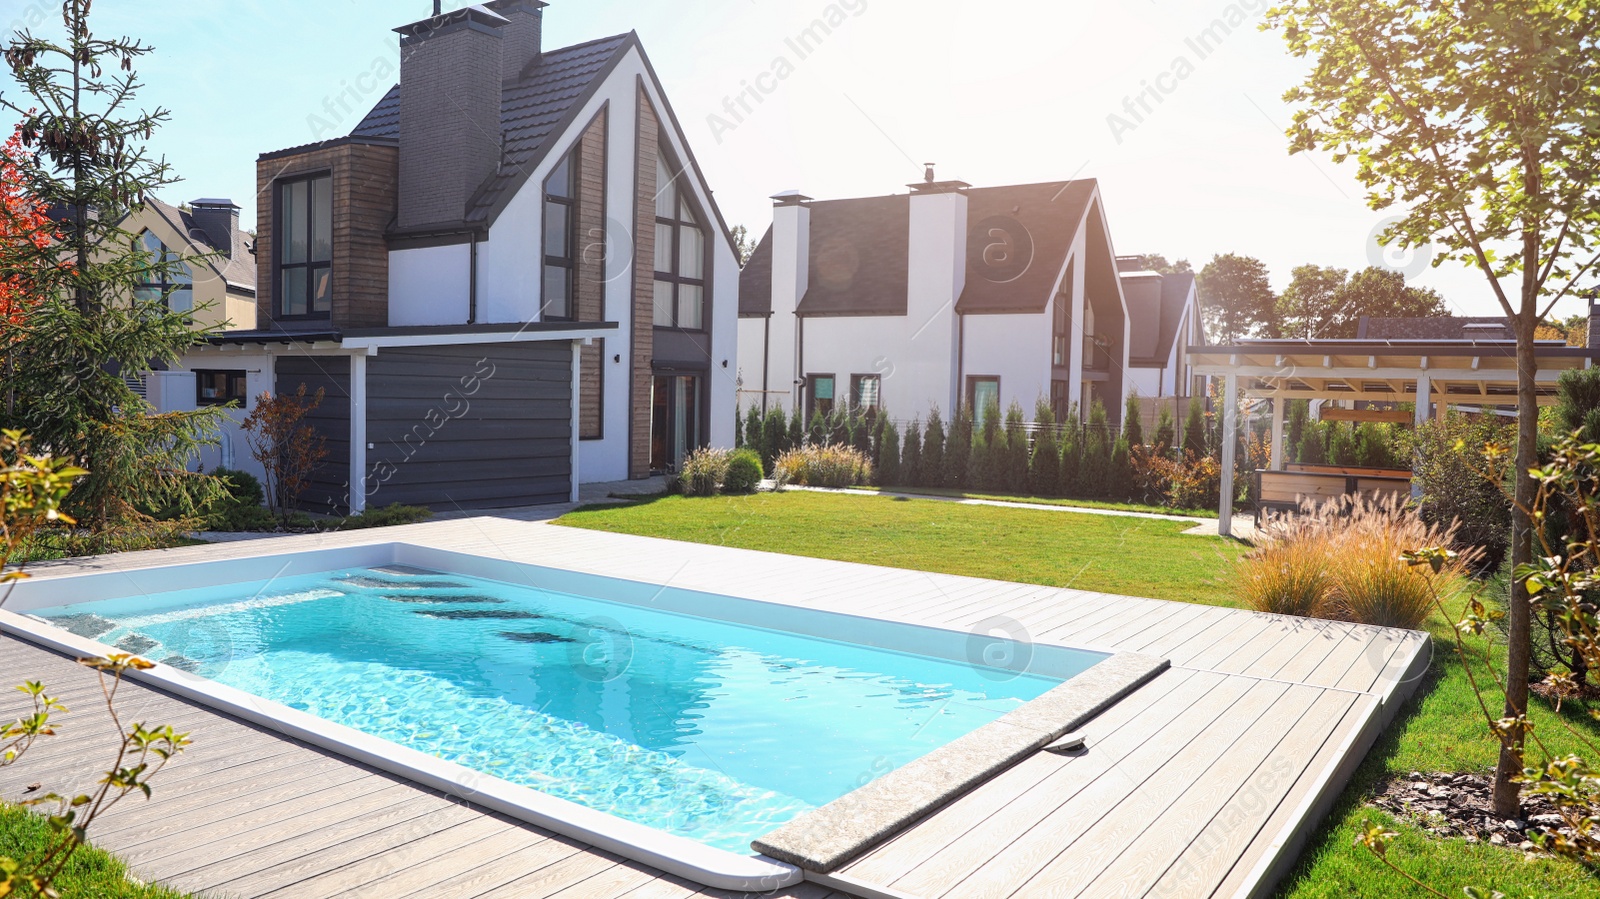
[1494,310,1537,818]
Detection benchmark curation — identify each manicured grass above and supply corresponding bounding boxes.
[851,484,1220,518]
[558,490,1600,898]
[0,804,189,899]
[558,490,1248,606]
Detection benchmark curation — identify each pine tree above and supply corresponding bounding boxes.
[761,406,786,471]
[1287,400,1308,455]
[1110,435,1133,500]
[921,408,946,488]
[1183,397,1207,460]
[877,418,900,486]
[1123,394,1144,448]
[1029,400,1060,495]
[1080,400,1112,497]
[744,405,763,458]
[1059,403,1082,496]
[2,2,225,533]
[1002,402,1028,493]
[968,429,991,490]
[1153,406,1176,456]
[901,418,922,487]
[808,406,828,446]
[945,404,973,489]
[734,407,744,449]
[787,405,803,451]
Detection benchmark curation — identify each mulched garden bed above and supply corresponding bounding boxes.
[1368,770,1576,854]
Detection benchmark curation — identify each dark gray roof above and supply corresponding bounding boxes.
[146,198,257,293]
[738,226,773,316]
[349,33,633,229]
[1126,270,1195,365]
[738,180,1100,318]
[1358,315,1508,340]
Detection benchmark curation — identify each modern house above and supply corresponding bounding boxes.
[1116,256,1202,400]
[736,175,1144,426]
[119,197,257,334]
[151,1,739,511]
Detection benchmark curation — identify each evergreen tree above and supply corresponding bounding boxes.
[1029,400,1061,495]
[761,406,787,471]
[1003,402,1029,493]
[1080,400,1113,497]
[1153,406,1176,455]
[877,419,900,486]
[807,406,828,446]
[968,429,991,490]
[1,2,225,532]
[901,418,922,487]
[1059,404,1082,496]
[921,408,946,488]
[744,405,763,457]
[945,404,973,489]
[1286,400,1308,454]
[1328,421,1357,466]
[1297,420,1328,464]
[1110,435,1133,500]
[787,405,803,451]
[827,406,848,445]
[734,406,744,449]
[852,408,873,456]
[1183,397,1207,459]
[1123,394,1144,448]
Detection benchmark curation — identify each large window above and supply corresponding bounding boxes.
[195,370,248,407]
[806,374,836,421]
[1052,292,1069,367]
[133,230,192,313]
[277,174,332,318]
[850,374,881,411]
[652,150,706,330]
[542,152,576,321]
[966,376,1000,428]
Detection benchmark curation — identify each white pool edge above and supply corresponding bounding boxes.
[0,608,803,892]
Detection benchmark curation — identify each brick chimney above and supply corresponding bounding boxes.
[487,0,546,83]
[189,199,239,255]
[394,4,508,231]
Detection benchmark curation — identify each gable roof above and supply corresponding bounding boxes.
[145,198,257,293]
[1122,270,1195,365]
[738,179,1101,318]
[955,180,1097,314]
[738,226,774,316]
[1358,315,1508,340]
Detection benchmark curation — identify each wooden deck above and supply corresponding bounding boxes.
[0,517,1427,898]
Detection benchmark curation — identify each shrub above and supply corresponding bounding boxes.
[722,448,764,494]
[203,468,275,532]
[677,447,730,497]
[807,408,828,447]
[1134,448,1221,510]
[1183,397,1207,459]
[1153,405,1175,454]
[877,419,900,486]
[1029,400,1060,495]
[922,408,946,488]
[1059,406,1081,496]
[744,405,764,457]
[1123,394,1144,448]
[242,385,330,518]
[787,405,804,450]
[1240,494,1472,628]
[1079,400,1112,497]
[1556,365,1600,442]
[328,503,432,530]
[1409,413,1513,568]
[901,419,922,487]
[1109,435,1133,500]
[968,430,992,490]
[773,445,873,488]
[761,406,787,472]
[1002,402,1029,493]
[945,404,973,489]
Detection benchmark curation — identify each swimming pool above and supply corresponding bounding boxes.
[3,544,1110,886]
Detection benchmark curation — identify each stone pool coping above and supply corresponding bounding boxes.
[751,651,1170,872]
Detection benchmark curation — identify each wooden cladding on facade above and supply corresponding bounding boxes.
[255,141,398,330]
[575,112,607,440]
[630,85,660,479]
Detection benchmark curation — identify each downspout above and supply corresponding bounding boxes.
[468,232,480,324]
[956,311,966,412]
[797,314,805,422]
[761,314,771,414]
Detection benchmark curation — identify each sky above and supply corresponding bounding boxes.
[1,0,1579,322]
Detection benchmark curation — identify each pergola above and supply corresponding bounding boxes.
[1189,338,1592,537]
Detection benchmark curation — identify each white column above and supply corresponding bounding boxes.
[1413,374,1430,499]
[349,352,368,515]
[570,340,582,503]
[1269,399,1285,471]
[1219,373,1238,536]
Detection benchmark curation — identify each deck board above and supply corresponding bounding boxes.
[0,516,1427,898]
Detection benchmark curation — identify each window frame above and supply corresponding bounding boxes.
[651,146,708,332]
[542,152,577,322]
[965,375,1001,427]
[274,171,334,321]
[133,229,193,314]
[194,369,249,407]
[805,373,837,421]
[849,373,882,412]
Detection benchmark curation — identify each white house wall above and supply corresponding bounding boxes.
[151,349,280,484]
[960,311,1053,415]
[388,244,471,326]
[798,315,944,420]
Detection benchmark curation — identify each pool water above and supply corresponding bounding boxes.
[36,565,1077,852]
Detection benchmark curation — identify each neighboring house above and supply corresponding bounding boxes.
[737,175,1137,427]
[120,197,258,333]
[1116,255,1201,399]
[152,1,739,512]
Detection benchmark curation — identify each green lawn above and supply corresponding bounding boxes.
[0,804,189,899]
[849,484,1220,518]
[560,490,1247,606]
[557,490,1600,898]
